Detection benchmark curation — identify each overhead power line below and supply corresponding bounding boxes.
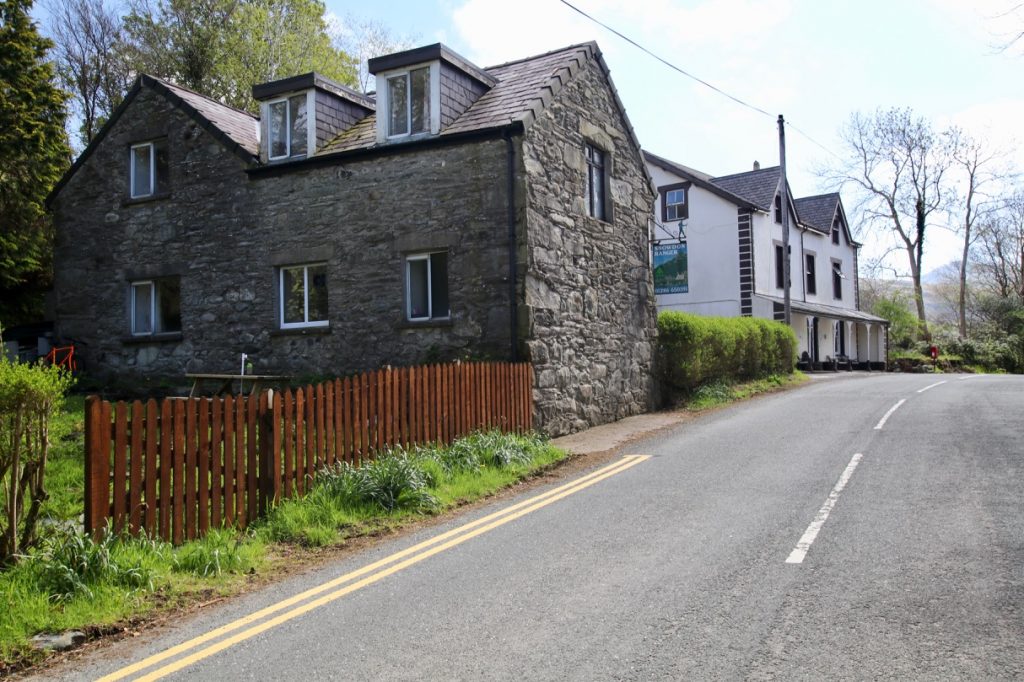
[557,0,842,160]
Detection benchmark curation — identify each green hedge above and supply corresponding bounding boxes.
[658,311,797,397]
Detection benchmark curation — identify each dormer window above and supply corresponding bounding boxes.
[254,73,373,162]
[268,93,308,160]
[387,67,430,138]
[369,44,495,145]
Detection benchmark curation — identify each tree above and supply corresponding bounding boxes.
[0,0,71,326]
[874,291,919,350]
[222,0,356,108]
[823,108,956,340]
[331,14,418,93]
[123,0,240,97]
[947,130,1009,339]
[123,0,356,112]
[974,188,1024,301]
[45,0,131,149]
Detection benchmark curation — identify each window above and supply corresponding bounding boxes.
[805,253,816,295]
[586,143,607,221]
[387,67,430,137]
[660,183,689,222]
[279,264,328,328]
[268,94,308,160]
[774,194,783,224]
[406,251,449,321]
[130,140,169,198]
[131,278,181,335]
[831,219,841,245]
[775,244,786,289]
[832,260,843,300]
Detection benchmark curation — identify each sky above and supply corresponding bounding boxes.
[328,0,1024,277]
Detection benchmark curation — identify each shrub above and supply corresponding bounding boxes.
[0,356,74,563]
[32,525,158,602]
[657,312,797,399]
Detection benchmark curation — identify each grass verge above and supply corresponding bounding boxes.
[681,372,807,411]
[1,424,564,673]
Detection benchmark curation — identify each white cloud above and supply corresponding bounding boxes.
[943,99,1024,154]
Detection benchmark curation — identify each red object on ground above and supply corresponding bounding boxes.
[930,345,939,360]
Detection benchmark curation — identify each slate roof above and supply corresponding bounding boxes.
[51,42,653,200]
[321,42,623,155]
[643,150,756,210]
[794,193,839,233]
[710,166,782,213]
[154,78,259,158]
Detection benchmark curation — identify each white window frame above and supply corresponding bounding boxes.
[131,280,156,335]
[266,92,311,161]
[130,142,155,198]
[278,263,329,329]
[376,62,441,143]
[405,252,450,322]
[130,278,180,336]
[665,188,686,221]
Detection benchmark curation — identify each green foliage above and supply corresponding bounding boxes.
[317,450,438,514]
[436,431,536,471]
[262,431,561,546]
[0,356,74,562]
[172,529,261,577]
[657,312,797,400]
[686,374,793,410]
[870,290,919,349]
[32,525,159,602]
[0,0,71,323]
[123,0,357,112]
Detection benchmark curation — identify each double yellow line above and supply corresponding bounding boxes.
[100,454,650,681]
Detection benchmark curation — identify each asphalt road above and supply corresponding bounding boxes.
[36,373,1024,680]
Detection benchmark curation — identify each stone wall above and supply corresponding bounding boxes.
[53,55,658,437]
[519,55,657,436]
[53,86,514,382]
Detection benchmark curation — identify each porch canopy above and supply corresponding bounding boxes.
[756,295,890,326]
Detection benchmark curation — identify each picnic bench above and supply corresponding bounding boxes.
[186,373,289,397]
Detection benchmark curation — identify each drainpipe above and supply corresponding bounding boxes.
[504,130,519,362]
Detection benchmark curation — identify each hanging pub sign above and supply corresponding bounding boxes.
[653,242,689,294]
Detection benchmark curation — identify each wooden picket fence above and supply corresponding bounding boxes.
[84,361,533,543]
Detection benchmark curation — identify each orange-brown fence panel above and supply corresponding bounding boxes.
[84,361,533,542]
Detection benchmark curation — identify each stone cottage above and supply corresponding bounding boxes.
[48,42,657,436]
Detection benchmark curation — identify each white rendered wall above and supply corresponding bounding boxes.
[752,211,806,302]
[800,226,857,310]
[648,164,743,317]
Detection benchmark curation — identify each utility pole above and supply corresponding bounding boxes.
[778,114,791,326]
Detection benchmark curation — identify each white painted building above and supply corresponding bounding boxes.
[645,151,888,368]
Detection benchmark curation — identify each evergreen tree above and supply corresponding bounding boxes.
[0,0,70,325]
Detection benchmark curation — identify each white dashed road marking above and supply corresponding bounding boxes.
[874,399,906,430]
[786,453,864,564]
[917,381,947,394]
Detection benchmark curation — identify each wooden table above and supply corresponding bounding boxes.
[186,373,288,397]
